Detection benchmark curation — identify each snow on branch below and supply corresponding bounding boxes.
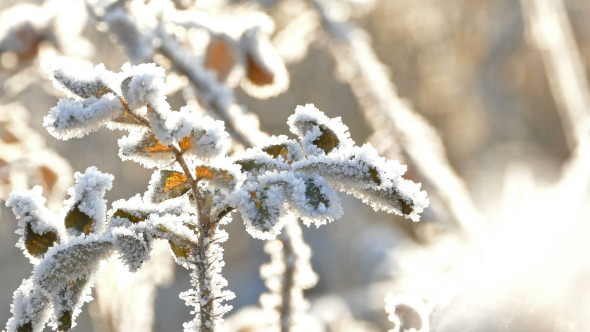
[236,104,428,239]
[5,53,428,331]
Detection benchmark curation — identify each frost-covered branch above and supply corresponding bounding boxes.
[4,53,427,331]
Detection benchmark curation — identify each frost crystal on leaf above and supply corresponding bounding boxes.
[6,186,64,264]
[63,167,114,236]
[44,95,124,140]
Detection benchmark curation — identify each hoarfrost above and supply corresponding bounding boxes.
[44,94,124,140]
[6,186,64,264]
[287,104,354,155]
[5,278,51,332]
[62,167,114,235]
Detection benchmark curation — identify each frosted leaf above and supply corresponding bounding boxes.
[120,107,229,167]
[143,213,200,265]
[118,129,178,169]
[291,174,343,227]
[112,227,152,272]
[43,94,125,140]
[165,107,229,159]
[62,167,113,236]
[236,136,303,175]
[47,61,114,99]
[240,26,289,99]
[6,186,64,264]
[120,63,166,111]
[107,109,146,131]
[5,278,51,332]
[287,104,354,155]
[145,170,191,203]
[51,277,93,331]
[109,194,190,226]
[33,235,114,292]
[293,144,429,221]
[237,172,342,238]
[237,183,287,240]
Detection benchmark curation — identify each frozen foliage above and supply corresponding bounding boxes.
[6,186,63,264]
[5,54,427,332]
[236,104,428,239]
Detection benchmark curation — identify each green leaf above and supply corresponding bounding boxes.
[57,310,72,331]
[64,204,93,235]
[24,222,59,258]
[112,209,147,223]
[305,177,330,210]
[312,124,339,153]
[17,322,33,332]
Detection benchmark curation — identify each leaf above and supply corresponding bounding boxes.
[138,133,171,153]
[148,170,191,203]
[52,70,114,99]
[110,111,145,127]
[57,310,72,331]
[304,177,331,210]
[312,124,340,153]
[17,322,33,332]
[168,239,193,259]
[164,171,189,192]
[246,53,274,86]
[64,204,93,235]
[137,133,193,154]
[368,166,381,185]
[262,144,294,163]
[205,38,236,82]
[235,159,266,172]
[0,126,19,143]
[248,190,281,231]
[40,166,58,192]
[178,135,193,151]
[195,166,215,181]
[112,209,147,223]
[25,222,59,258]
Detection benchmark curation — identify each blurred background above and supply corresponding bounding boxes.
[1,0,589,331]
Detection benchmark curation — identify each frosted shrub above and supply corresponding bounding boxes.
[3,60,427,332]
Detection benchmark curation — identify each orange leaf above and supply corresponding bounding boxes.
[40,166,58,192]
[164,172,188,192]
[195,166,214,181]
[178,135,193,151]
[246,54,274,86]
[205,38,235,82]
[136,133,170,153]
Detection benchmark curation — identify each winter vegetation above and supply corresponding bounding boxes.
[1,0,590,331]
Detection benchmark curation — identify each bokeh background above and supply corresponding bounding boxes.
[1,0,589,331]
